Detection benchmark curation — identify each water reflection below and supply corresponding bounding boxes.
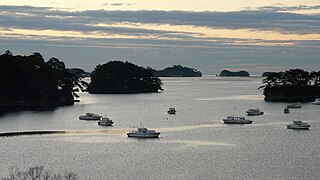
[195,95,264,101]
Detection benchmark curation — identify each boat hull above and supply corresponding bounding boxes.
[223,120,253,124]
[286,126,310,130]
[246,112,264,116]
[127,133,160,138]
[98,122,113,126]
[79,117,102,120]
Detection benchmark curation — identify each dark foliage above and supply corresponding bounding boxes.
[259,69,320,101]
[0,51,84,112]
[87,61,162,94]
[261,71,284,77]
[2,165,78,180]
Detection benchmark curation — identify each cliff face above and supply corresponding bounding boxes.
[151,65,202,77]
[219,70,250,77]
[87,61,163,94]
[0,52,76,113]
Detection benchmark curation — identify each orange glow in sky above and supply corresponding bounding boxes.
[1,0,319,12]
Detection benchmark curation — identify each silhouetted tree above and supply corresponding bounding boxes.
[260,69,320,101]
[4,50,12,56]
[0,52,85,112]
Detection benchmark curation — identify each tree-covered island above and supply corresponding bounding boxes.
[259,69,320,102]
[149,65,202,77]
[219,70,250,77]
[0,51,85,113]
[87,61,163,94]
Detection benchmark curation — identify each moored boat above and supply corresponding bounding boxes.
[98,117,114,126]
[284,106,290,114]
[167,108,176,114]
[246,108,264,116]
[79,113,102,120]
[312,98,320,105]
[223,116,253,124]
[286,120,310,130]
[127,127,160,138]
[287,102,302,108]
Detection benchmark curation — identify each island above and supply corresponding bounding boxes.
[219,70,250,77]
[87,61,163,94]
[67,68,91,77]
[0,51,84,113]
[150,65,202,77]
[259,69,320,101]
[262,72,284,77]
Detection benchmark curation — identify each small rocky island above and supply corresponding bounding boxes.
[259,69,320,101]
[150,65,202,77]
[87,61,163,94]
[0,51,83,113]
[219,70,250,77]
[262,72,284,77]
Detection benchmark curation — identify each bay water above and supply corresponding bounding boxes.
[0,76,319,179]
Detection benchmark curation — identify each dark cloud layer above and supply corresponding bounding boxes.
[0,5,319,74]
[0,5,320,35]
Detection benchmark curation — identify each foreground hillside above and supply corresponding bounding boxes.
[0,51,81,113]
[260,69,320,101]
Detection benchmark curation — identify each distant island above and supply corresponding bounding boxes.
[219,70,250,77]
[262,72,284,77]
[0,51,84,113]
[150,65,202,77]
[67,68,91,77]
[259,69,320,102]
[87,61,163,94]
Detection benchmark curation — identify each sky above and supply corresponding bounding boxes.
[0,1,320,75]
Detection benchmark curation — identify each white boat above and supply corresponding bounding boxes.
[97,117,114,126]
[286,120,310,130]
[284,106,290,114]
[246,108,264,116]
[79,113,102,120]
[223,116,253,124]
[127,127,160,138]
[167,108,176,114]
[312,98,320,105]
[287,103,302,108]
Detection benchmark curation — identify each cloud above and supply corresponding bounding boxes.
[257,4,320,12]
[0,5,320,75]
[103,3,135,6]
[0,5,320,35]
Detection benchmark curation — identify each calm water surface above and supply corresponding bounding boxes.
[0,76,320,179]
